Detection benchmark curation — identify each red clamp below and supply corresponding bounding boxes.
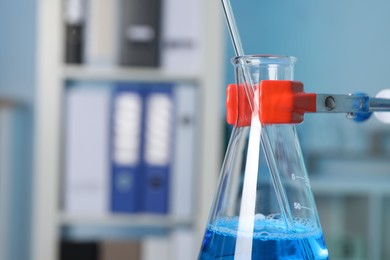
[226,80,317,126]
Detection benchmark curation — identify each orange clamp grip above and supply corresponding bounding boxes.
[226,84,253,126]
[226,80,317,125]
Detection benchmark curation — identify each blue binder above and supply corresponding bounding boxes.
[142,83,174,214]
[110,82,146,213]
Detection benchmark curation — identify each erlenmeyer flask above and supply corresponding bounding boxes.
[199,55,329,259]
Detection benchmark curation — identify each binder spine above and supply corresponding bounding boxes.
[119,0,161,67]
[64,85,110,215]
[170,85,197,218]
[110,83,145,213]
[161,0,201,72]
[84,0,119,66]
[142,84,174,214]
[64,0,86,64]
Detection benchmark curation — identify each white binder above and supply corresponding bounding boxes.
[84,0,119,66]
[170,85,197,219]
[161,0,202,73]
[64,85,110,215]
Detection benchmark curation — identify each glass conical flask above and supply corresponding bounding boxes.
[199,55,329,260]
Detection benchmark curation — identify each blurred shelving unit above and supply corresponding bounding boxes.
[32,1,224,260]
[311,173,390,260]
[306,149,390,260]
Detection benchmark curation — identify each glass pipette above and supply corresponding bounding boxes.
[220,0,296,234]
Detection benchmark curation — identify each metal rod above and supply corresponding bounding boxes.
[316,94,390,113]
[369,98,390,112]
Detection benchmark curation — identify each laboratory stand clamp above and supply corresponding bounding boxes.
[226,80,390,125]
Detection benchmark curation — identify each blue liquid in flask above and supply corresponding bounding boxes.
[199,217,329,260]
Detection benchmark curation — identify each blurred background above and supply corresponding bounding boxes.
[1,0,390,259]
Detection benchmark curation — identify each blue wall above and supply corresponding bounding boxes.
[0,0,37,99]
[224,0,390,154]
[0,1,36,260]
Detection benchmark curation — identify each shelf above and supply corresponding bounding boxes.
[62,65,200,84]
[59,213,194,241]
[59,213,194,227]
[310,173,390,195]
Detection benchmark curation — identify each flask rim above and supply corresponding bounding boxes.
[231,54,297,66]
